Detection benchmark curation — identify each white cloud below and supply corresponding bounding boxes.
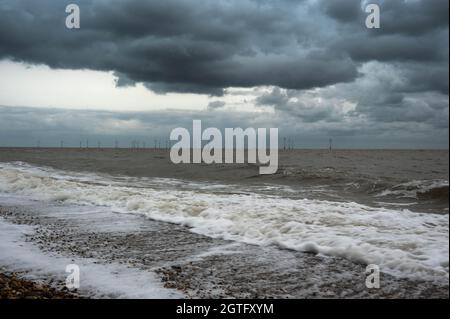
[0,60,208,111]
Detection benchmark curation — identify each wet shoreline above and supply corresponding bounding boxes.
[0,270,79,299]
[1,204,448,299]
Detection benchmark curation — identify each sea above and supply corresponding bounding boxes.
[0,148,448,298]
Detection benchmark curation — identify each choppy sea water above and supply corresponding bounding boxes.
[0,149,448,298]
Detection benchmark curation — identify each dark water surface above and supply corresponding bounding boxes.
[1,148,448,213]
[0,148,448,298]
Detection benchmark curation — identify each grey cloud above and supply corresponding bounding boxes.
[256,87,346,123]
[321,0,449,95]
[334,32,448,63]
[1,0,447,96]
[349,62,449,126]
[256,87,289,106]
[0,105,447,149]
[399,63,449,95]
[207,101,226,110]
[374,0,448,36]
[321,0,362,23]
[322,0,448,36]
[256,60,449,129]
[114,72,136,87]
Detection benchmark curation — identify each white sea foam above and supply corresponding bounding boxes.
[0,217,183,299]
[0,162,448,282]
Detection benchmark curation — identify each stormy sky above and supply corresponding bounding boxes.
[0,0,448,148]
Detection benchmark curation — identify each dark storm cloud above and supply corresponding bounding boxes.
[399,63,449,95]
[333,31,448,63]
[0,0,448,145]
[1,0,357,95]
[371,0,448,36]
[322,0,449,36]
[320,0,449,98]
[1,0,446,96]
[321,0,362,23]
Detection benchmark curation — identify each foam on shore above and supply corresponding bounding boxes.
[0,216,183,299]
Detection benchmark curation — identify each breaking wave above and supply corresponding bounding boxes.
[0,162,448,282]
[376,180,449,202]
